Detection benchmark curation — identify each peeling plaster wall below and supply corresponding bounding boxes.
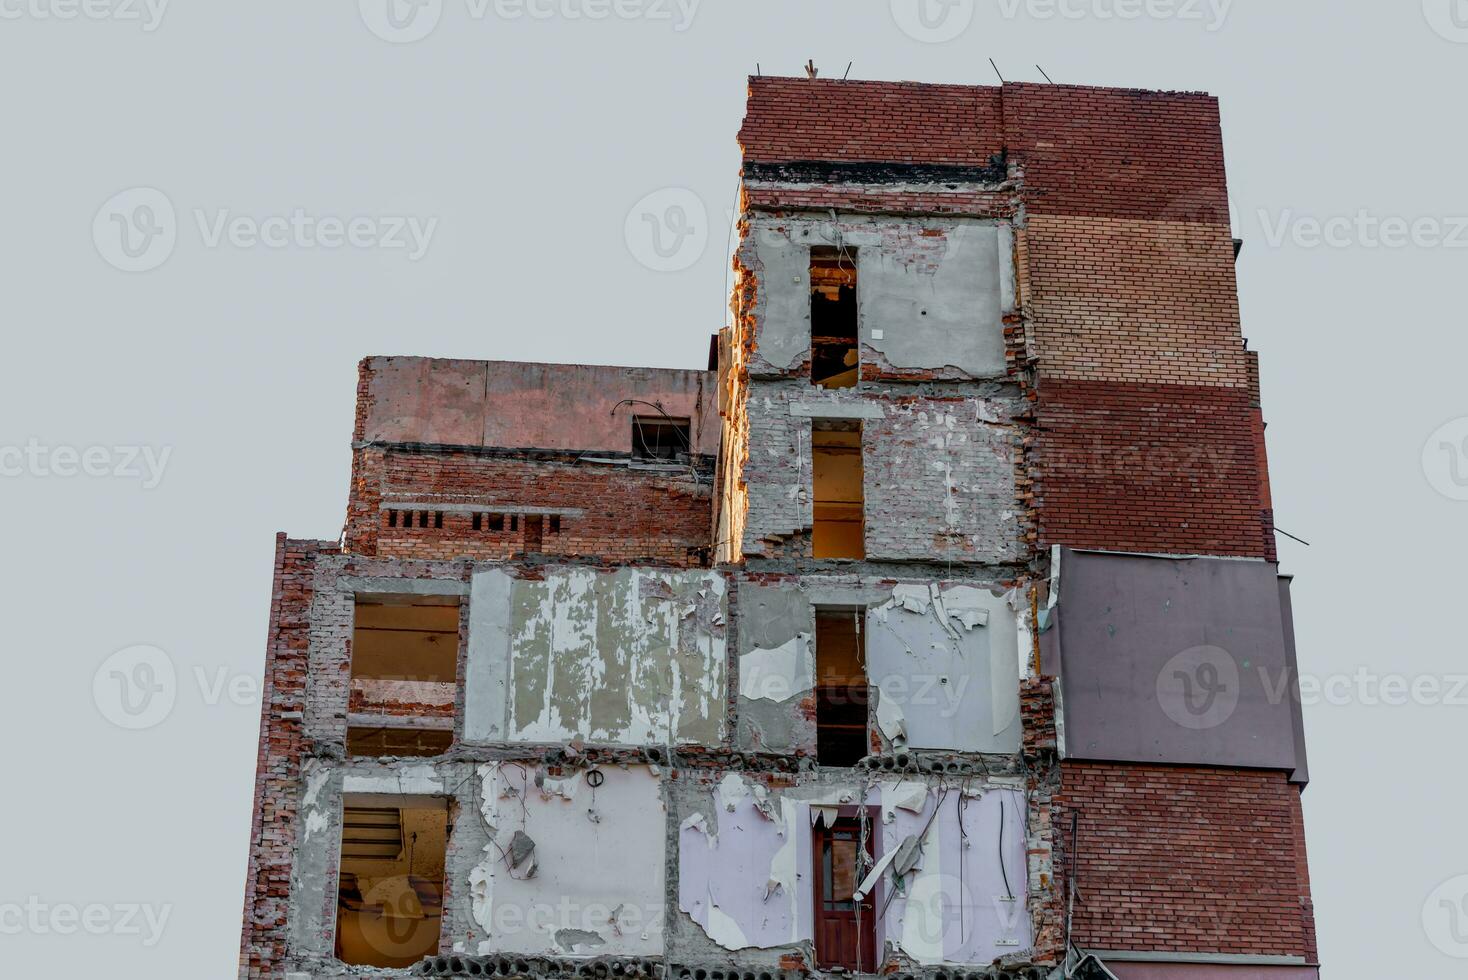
[464,566,727,747]
[470,763,666,957]
[361,357,719,455]
[739,381,1024,562]
[674,773,1031,967]
[741,214,1013,380]
[734,577,1024,757]
[867,585,1023,754]
[735,583,816,754]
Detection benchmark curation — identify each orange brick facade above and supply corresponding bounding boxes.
[347,447,713,565]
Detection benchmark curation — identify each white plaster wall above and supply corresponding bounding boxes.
[470,763,667,957]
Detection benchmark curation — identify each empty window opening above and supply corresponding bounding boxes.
[348,595,459,756]
[335,796,448,968]
[433,511,443,529]
[815,608,868,767]
[488,513,505,532]
[510,514,519,532]
[549,514,561,534]
[812,424,865,559]
[632,416,691,461]
[352,596,458,684]
[524,515,544,553]
[810,247,858,388]
[387,509,398,528]
[812,814,877,970]
[417,511,428,529]
[471,513,482,531]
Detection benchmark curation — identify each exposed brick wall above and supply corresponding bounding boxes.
[739,77,1004,165]
[1034,380,1269,557]
[1003,83,1227,221]
[347,448,712,565]
[1056,762,1318,962]
[1023,213,1247,388]
[238,535,336,979]
[741,183,1010,217]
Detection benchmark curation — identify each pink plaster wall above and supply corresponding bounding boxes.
[361,356,718,454]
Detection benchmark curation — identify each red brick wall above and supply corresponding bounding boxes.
[1035,380,1269,557]
[739,76,1004,165]
[1057,762,1317,962]
[1004,83,1227,221]
[348,447,712,565]
[238,535,334,980]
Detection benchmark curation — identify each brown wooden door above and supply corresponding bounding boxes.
[812,816,876,971]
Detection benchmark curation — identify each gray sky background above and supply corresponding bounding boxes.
[1,2,1464,975]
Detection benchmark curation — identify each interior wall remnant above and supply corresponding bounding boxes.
[675,774,1030,966]
[463,567,727,747]
[735,382,1024,564]
[469,763,666,957]
[741,214,1013,380]
[735,583,817,754]
[1046,548,1306,775]
[866,583,1023,754]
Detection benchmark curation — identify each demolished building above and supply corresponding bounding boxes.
[239,77,1318,980]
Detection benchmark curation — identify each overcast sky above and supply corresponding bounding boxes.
[2,2,1465,975]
